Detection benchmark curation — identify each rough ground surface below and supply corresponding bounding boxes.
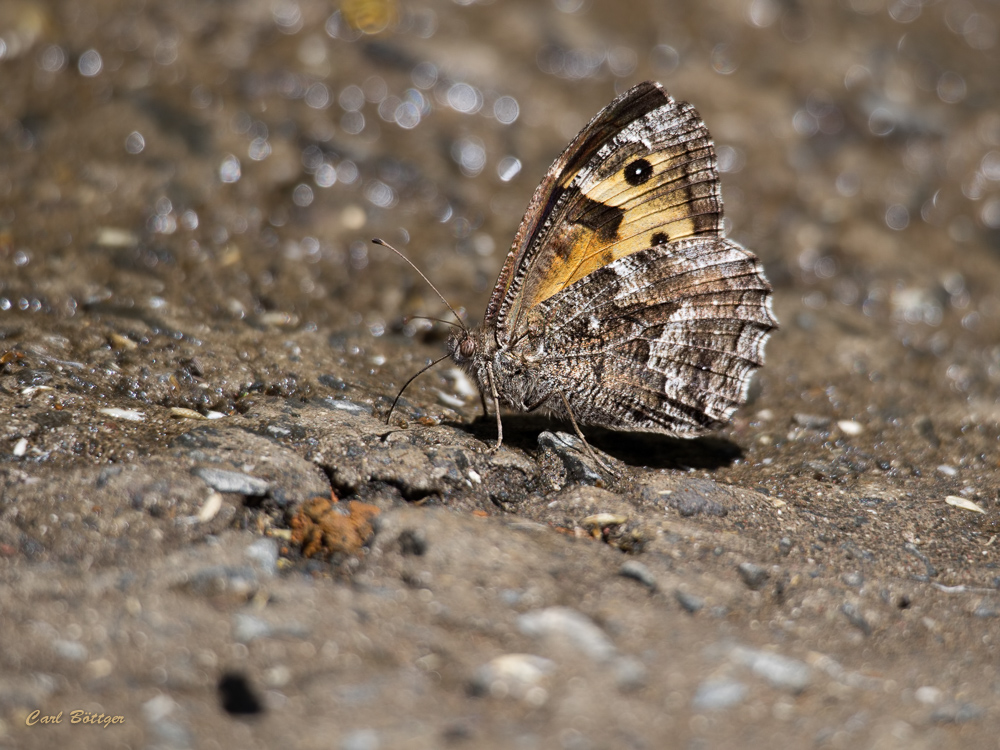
[2,1,1000,748]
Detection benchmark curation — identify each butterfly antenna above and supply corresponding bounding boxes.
[384,352,452,425]
[372,238,468,332]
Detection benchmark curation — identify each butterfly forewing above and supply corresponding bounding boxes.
[490,83,723,340]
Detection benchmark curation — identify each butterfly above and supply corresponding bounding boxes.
[382,81,776,463]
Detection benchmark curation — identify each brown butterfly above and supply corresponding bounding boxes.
[381,81,776,463]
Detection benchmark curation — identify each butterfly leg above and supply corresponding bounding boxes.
[554,391,620,479]
[485,363,504,452]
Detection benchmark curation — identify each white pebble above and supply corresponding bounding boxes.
[517,607,616,662]
[435,389,465,408]
[98,407,145,422]
[944,495,985,514]
[837,419,864,436]
[445,368,479,398]
[915,686,942,704]
[197,492,224,522]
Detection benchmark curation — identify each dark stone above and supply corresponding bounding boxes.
[537,431,604,486]
[218,672,264,716]
[737,562,770,591]
[398,528,428,556]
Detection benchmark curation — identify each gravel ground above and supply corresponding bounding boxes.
[1,1,999,748]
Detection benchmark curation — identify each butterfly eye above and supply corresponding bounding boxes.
[623,158,653,186]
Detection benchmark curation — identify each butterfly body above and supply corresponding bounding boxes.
[440,81,775,446]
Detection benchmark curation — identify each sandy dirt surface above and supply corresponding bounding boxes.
[1,1,999,748]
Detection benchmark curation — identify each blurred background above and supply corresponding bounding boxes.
[2,0,997,318]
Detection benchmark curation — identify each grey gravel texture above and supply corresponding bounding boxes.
[2,1,1000,749]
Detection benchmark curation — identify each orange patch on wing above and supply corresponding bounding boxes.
[581,145,712,206]
[526,201,702,308]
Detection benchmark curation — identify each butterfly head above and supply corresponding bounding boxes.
[446,327,478,366]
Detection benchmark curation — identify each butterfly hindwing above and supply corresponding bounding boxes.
[524,238,775,434]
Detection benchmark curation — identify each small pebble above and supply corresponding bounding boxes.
[444,367,479,398]
[730,646,812,693]
[170,407,207,420]
[12,437,28,457]
[972,602,998,618]
[937,464,958,477]
[613,655,647,692]
[196,492,224,523]
[914,686,942,704]
[517,607,616,663]
[470,653,554,702]
[398,528,428,556]
[244,537,279,576]
[232,613,274,642]
[842,571,864,588]
[737,562,770,591]
[143,694,193,747]
[537,431,604,486]
[192,467,270,496]
[674,589,705,613]
[944,495,985,513]
[53,639,88,661]
[96,227,139,247]
[255,311,298,327]
[837,419,864,436]
[99,407,145,422]
[692,679,748,711]
[321,397,370,416]
[86,658,113,680]
[435,389,465,408]
[619,560,658,590]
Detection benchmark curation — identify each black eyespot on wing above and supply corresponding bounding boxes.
[623,158,654,186]
[651,232,669,246]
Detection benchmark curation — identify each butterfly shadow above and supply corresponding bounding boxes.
[458,413,744,472]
